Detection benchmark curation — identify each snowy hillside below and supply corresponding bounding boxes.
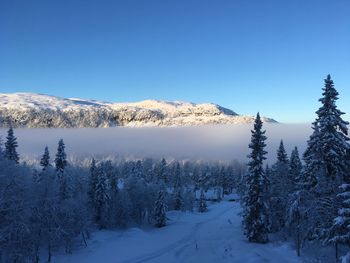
[0,93,277,128]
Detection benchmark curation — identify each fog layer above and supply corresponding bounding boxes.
[0,124,311,163]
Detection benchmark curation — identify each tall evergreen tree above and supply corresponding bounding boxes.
[242,113,269,243]
[94,167,109,228]
[88,158,98,207]
[40,146,51,171]
[55,139,70,201]
[173,188,184,211]
[277,140,289,164]
[4,126,19,163]
[315,75,349,181]
[153,190,167,227]
[289,146,302,187]
[155,158,168,183]
[288,149,313,257]
[304,75,349,192]
[302,121,320,189]
[55,139,67,173]
[269,140,292,232]
[173,161,182,189]
[198,189,207,213]
[304,75,350,241]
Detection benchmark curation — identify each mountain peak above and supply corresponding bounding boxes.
[0,92,277,127]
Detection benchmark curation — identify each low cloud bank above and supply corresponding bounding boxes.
[0,124,312,164]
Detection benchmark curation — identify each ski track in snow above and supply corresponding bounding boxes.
[55,200,302,263]
[119,204,232,263]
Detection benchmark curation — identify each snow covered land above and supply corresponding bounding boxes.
[55,196,301,263]
[0,93,276,128]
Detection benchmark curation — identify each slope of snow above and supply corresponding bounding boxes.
[0,93,277,127]
[54,198,300,263]
[0,92,106,111]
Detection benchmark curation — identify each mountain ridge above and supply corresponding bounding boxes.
[0,93,277,128]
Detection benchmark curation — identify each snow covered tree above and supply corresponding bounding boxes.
[88,158,98,207]
[0,162,32,262]
[55,139,67,174]
[173,188,184,211]
[261,164,271,231]
[40,146,51,171]
[4,126,19,163]
[326,181,350,262]
[287,188,314,257]
[124,176,148,225]
[304,75,349,192]
[286,146,311,256]
[58,172,72,201]
[173,161,182,189]
[54,139,70,200]
[289,146,302,188]
[107,186,132,229]
[304,75,350,241]
[153,190,167,227]
[315,75,349,183]
[217,166,227,199]
[0,137,4,159]
[198,189,207,213]
[242,112,269,243]
[94,167,109,228]
[155,158,168,184]
[277,140,288,164]
[302,122,320,189]
[269,140,291,232]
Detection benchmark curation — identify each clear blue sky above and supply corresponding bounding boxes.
[0,0,349,123]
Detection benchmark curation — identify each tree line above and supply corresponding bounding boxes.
[242,75,350,262]
[0,130,242,263]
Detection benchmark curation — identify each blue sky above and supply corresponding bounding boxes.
[0,0,349,123]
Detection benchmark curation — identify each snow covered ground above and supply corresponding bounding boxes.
[54,198,301,263]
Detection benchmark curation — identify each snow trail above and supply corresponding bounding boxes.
[55,200,301,263]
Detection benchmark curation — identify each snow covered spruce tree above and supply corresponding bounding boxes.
[302,121,320,189]
[286,147,312,257]
[174,188,184,211]
[326,181,350,261]
[40,146,51,171]
[289,146,303,189]
[55,139,67,174]
[303,75,350,241]
[198,189,207,213]
[173,161,184,210]
[4,126,19,163]
[88,158,98,207]
[155,158,168,184]
[153,190,167,227]
[55,139,70,200]
[94,166,109,228]
[242,112,269,243]
[269,140,291,232]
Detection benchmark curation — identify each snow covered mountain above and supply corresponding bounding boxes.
[0,93,277,128]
